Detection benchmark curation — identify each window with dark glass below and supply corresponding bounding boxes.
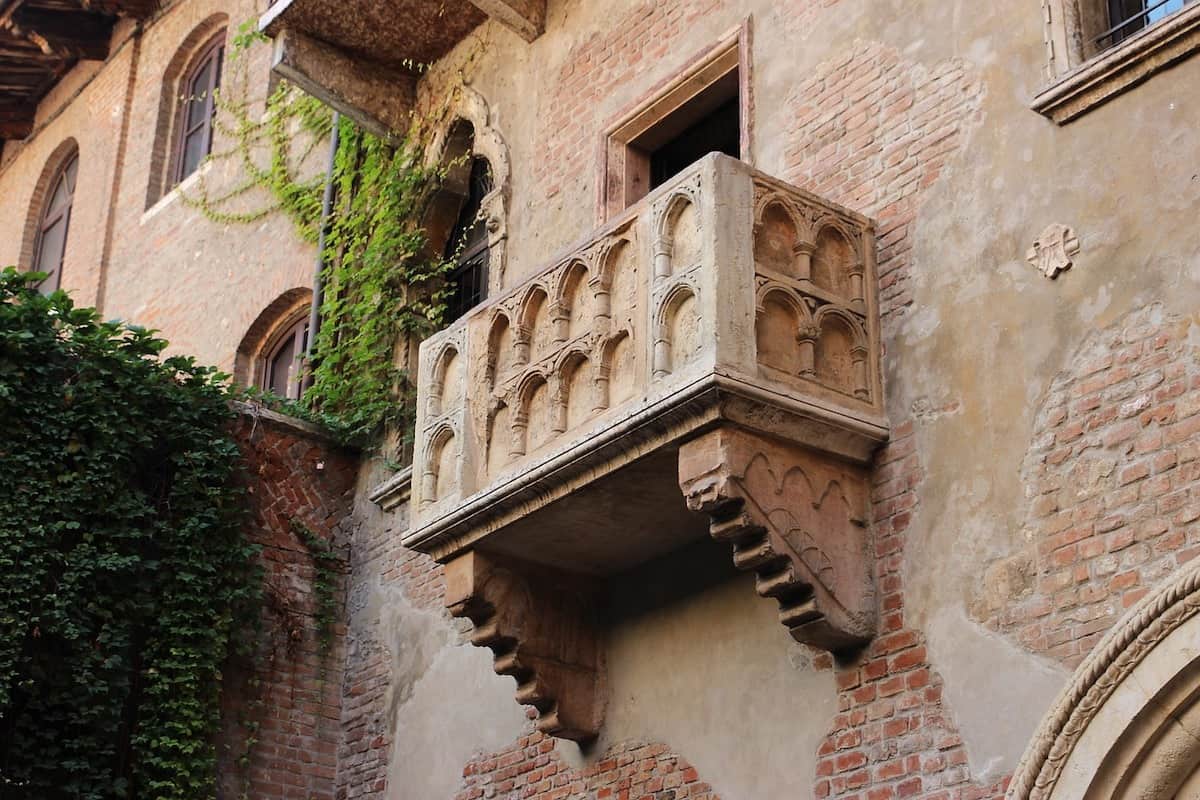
[263,315,310,399]
[32,152,78,294]
[175,33,224,184]
[443,157,493,321]
[1101,0,1193,49]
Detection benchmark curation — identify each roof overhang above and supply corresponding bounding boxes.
[0,0,157,141]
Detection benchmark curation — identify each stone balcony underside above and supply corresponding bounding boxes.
[403,155,889,740]
[261,0,545,135]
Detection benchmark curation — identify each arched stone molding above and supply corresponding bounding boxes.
[19,137,80,271]
[145,13,230,208]
[233,287,312,388]
[1010,556,1200,800]
[425,86,512,295]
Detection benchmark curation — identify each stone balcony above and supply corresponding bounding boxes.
[403,154,889,741]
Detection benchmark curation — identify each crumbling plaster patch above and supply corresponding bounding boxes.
[595,572,837,799]
[382,588,528,799]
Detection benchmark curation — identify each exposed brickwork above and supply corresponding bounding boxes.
[456,732,716,800]
[218,410,358,800]
[536,0,722,200]
[782,40,984,325]
[810,422,1008,800]
[975,305,1200,668]
[337,506,407,800]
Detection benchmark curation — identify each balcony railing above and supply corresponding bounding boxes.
[402,154,889,741]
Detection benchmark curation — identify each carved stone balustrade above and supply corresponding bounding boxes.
[403,154,889,740]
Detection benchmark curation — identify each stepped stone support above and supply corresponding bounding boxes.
[444,551,604,742]
[678,426,876,652]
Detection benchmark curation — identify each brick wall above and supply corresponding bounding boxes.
[975,304,1200,668]
[0,0,318,374]
[219,408,358,800]
[813,422,1008,800]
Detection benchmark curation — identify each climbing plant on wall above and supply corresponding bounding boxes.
[0,269,260,799]
[186,21,457,447]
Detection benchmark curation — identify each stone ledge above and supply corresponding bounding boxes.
[1032,3,1200,124]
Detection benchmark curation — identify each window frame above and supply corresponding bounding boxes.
[172,31,225,186]
[597,22,752,222]
[31,150,79,294]
[443,156,493,321]
[1034,0,1200,123]
[259,309,311,400]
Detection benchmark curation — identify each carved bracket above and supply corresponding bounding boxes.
[678,426,876,653]
[444,550,604,741]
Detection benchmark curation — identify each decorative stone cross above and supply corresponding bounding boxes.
[1027,223,1080,279]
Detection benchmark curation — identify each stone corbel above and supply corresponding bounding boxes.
[445,550,604,741]
[678,426,876,653]
[270,28,415,138]
[467,0,546,42]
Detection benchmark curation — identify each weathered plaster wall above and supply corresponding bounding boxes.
[2,0,1199,796]
[392,0,1200,796]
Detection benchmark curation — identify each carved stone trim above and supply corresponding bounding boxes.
[1008,555,1200,799]
[678,426,876,653]
[1033,2,1200,123]
[1026,224,1080,279]
[444,550,604,741]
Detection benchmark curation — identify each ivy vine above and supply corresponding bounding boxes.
[0,269,260,799]
[186,21,456,449]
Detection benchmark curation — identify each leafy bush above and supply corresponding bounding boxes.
[0,269,259,799]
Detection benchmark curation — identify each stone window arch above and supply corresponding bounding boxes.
[422,87,511,301]
[1011,555,1200,799]
[21,139,79,294]
[145,15,229,207]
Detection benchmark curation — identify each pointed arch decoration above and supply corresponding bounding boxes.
[1010,556,1200,800]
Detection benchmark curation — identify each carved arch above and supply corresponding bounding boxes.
[814,305,868,349]
[427,342,463,417]
[145,14,230,207]
[652,189,701,278]
[422,422,459,505]
[425,86,512,294]
[653,282,701,378]
[755,283,812,321]
[486,309,514,386]
[1010,556,1200,800]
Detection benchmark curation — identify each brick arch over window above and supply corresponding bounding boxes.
[145,14,229,208]
[20,137,80,278]
[234,287,313,388]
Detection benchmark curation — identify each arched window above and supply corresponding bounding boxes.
[262,313,310,399]
[32,151,78,294]
[174,31,224,184]
[443,156,493,320]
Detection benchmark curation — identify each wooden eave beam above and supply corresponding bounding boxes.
[467,0,545,42]
[0,106,34,138]
[4,7,112,60]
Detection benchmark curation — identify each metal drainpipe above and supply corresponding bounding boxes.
[306,111,341,363]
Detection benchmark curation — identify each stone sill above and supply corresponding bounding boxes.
[367,466,413,511]
[139,159,212,225]
[230,400,350,448]
[1033,3,1200,123]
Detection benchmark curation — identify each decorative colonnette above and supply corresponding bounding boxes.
[399,153,889,742]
